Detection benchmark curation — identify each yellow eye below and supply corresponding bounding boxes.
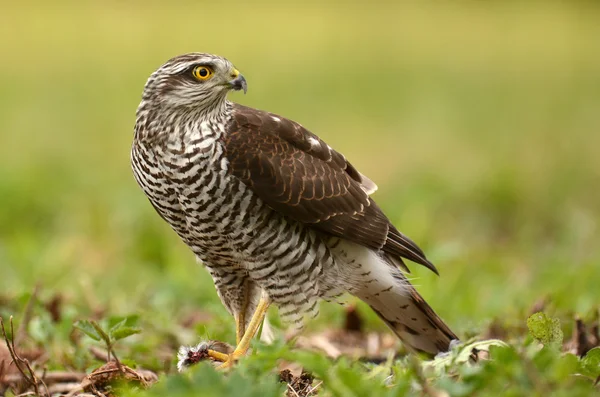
[192,66,213,80]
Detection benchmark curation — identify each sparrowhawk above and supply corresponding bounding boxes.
[131,53,458,368]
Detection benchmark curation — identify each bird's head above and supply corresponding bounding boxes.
[141,53,246,113]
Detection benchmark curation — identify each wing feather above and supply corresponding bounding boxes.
[223,104,438,274]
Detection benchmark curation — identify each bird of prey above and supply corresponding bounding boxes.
[131,53,458,368]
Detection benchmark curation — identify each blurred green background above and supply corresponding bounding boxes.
[1,0,599,346]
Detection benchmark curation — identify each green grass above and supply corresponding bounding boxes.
[1,1,600,395]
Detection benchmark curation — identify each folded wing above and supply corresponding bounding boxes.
[223,104,438,274]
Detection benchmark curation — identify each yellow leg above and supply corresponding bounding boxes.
[206,349,230,362]
[218,295,271,370]
[235,312,245,345]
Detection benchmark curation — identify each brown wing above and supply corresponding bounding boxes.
[223,104,438,274]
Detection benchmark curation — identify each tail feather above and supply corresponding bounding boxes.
[352,261,457,355]
[327,239,457,356]
[366,287,457,355]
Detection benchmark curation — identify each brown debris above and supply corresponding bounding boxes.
[76,361,157,397]
[3,371,86,385]
[280,369,316,397]
[343,305,363,333]
[294,306,398,362]
[4,370,88,396]
[0,345,44,377]
[3,356,157,397]
[44,293,64,323]
[564,316,600,357]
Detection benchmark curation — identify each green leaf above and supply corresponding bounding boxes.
[74,320,101,341]
[111,326,141,341]
[109,317,127,334]
[422,338,508,376]
[580,347,600,378]
[90,320,111,345]
[108,315,140,329]
[552,353,579,381]
[526,312,563,349]
[107,315,141,342]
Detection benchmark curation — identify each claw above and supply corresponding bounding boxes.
[178,295,272,371]
[176,341,233,371]
[216,350,248,370]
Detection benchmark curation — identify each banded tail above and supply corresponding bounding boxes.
[352,255,458,355]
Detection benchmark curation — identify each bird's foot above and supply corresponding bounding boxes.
[215,350,246,370]
[216,295,270,370]
[177,340,233,372]
[176,340,250,371]
[178,296,271,371]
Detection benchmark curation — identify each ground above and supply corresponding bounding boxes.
[1,1,599,396]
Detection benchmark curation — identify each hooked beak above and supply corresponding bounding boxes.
[228,69,247,94]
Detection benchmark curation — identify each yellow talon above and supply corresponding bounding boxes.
[177,295,271,371]
[207,349,230,362]
[216,352,243,370]
[217,294,271,370]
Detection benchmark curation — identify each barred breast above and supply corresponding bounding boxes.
[131,117,336,324]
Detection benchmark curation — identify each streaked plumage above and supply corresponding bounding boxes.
[132,53,458,356]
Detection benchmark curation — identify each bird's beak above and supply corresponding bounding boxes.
[228,69,247,94]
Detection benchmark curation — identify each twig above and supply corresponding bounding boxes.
[2,371,86,384]
[1,316,37,394]
[24,360,48,397]
[306,380,323,395]
[48,382,85,395]
[286,383,301,397]
[89,381,107,397]
[40,366,47,385]
[0,316,49,397]
[110,349,125,374]
[64,383,84,397]
[0,357,6,381]
[90,345,125,374]
[90,345,124,373]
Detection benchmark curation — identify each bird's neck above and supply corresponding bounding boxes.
[135,99,233,145]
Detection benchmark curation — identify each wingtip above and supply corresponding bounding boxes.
[423,259,440,276]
